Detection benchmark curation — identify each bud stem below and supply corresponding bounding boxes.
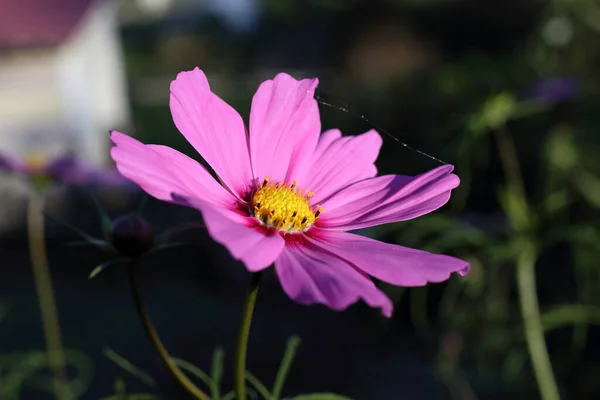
[127,263,210,400]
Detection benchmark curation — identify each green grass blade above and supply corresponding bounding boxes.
[246,371,272,400]
[285,394,354,400]
[210,348,224,399]
[103,348,155,388]
[272,336,301,400]
[171,357,212,388]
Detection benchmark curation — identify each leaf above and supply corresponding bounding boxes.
[89,259,128,279]
[497,186,533,232]
[284,393,354,400]
[171,357,212,388]
[137,242,188,263]
[88,190,114,241]
[100,395,157,400]
[221,391,236,400]
[246,371,272,400]
[541,305,600,331]
[221,388,259,400]
[467,93,517,135]
[272,336,301,400]
[103,348,156,388]
[146,242,186,254]
[210,348,224,400]
[67,239,110,248]
[45,213,114,251]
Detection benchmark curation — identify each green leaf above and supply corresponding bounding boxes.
[66,239,111,249]
[103,348,156,388]
[246,371,273,400]
[100,394,157,400]
[541,305,600,331]
[210,348,224,400]
[45,213,114,252]
[545,127,578,172]
[171,357,212,388]
[88,190,114,241]
[219,388,260,400]
[89,259,128,279]
[221,391,236,400]
[468,93,517,135]
[221,390,235,400]
[141,242,186,257]
[272,336,301,400]
[497,186,533,232]
[284,393,354,400]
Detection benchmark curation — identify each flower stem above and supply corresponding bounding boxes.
[234,271,263,400]
[27,193,71,400]
[494,127,561,400]
[127,263,210,400]
[517,242,561,400]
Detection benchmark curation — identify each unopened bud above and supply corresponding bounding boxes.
[110,214,154,258]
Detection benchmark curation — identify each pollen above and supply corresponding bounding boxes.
[251,177,323,233]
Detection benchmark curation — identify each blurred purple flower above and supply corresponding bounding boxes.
[0,151,133,188]
[526,76,580,103]
[0,152,28,173]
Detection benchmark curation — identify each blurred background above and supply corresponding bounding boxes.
[1,0,600,399]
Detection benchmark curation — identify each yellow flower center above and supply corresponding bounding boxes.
[251,177,322,233]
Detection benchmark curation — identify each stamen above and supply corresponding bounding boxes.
[315,205,324,218]
[251,177,323,233]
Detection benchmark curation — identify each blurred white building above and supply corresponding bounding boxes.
[0,0,130,167]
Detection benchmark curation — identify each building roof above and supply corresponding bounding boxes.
[0,0,95,49]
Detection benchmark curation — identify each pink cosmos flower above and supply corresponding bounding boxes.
[110,68,469,317]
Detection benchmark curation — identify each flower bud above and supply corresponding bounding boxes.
[110,214,155,258]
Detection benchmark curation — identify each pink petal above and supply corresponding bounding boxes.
[317,165,460,230]
[306,229,469,286]
[172,194,285,272]
[304,129,382,204]
[170,68,253,199]
[249,73,320,186]
[110,131,235,209]
[274,235,393,317]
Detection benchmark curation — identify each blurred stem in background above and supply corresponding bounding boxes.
[234,271,263,400]
[494,127,561,400]
[27,193,72,400]
[517,241,561,400]
[127,262,210,400]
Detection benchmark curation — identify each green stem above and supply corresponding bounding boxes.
[495,126,560,400]
[517,242,561,400]
[27,193,71,400]
[494,127,529,225]
[127,264,210,400]
[234,272,263,400]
